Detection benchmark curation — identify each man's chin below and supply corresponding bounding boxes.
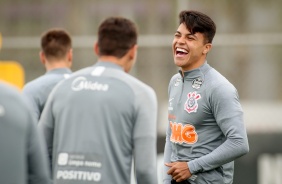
[174,60,184,68]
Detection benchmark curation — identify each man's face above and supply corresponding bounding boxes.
[172,23,210,71]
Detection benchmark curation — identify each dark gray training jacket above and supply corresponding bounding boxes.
[163,62,249,184]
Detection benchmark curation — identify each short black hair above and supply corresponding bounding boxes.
[98,17,137,58]
[179,10,216,43]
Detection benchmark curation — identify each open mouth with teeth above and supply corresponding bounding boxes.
[175,48,188,55]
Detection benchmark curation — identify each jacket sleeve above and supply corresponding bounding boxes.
[188,84,249,174]
[163,123,173,184]
[133,87,158,184]
[27,114,52,184]
[163,76,176,184]
[22,85,41,122]
[38,89,56,176]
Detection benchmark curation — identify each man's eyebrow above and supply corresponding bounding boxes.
[175,31,196,37]
[187,33,196,37]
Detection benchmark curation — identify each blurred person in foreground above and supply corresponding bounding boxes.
[22,28,73,122]
[0,81,51,184]
[38,17,158,184]
[163,10,249,184]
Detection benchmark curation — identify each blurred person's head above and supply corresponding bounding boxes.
[40,28,73,70]
[94,17,138,73]
[173,10,216,72]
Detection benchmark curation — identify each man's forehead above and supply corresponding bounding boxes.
[176,24,206,41]
[176,23,193,34]
[176,27,195,36]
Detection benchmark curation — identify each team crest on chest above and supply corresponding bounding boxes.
[192,77,203,89]
[184,92,201,113]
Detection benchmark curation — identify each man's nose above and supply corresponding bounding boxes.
[177,36,185,44]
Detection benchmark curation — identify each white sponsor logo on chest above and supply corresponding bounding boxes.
[71,76,109,91]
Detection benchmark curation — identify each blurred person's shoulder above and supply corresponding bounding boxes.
[0,80,22,97]
[0,81,33,126]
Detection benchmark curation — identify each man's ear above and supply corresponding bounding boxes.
[94,42,99,56]
[203,43,212,55]
[39,51,46,64]
[67,49,73,62]
[128,45,138,60]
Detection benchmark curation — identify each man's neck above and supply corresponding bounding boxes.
[98,56,126,71]
[45,60,70,71]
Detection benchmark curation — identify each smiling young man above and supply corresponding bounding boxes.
[163,10,249,184]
